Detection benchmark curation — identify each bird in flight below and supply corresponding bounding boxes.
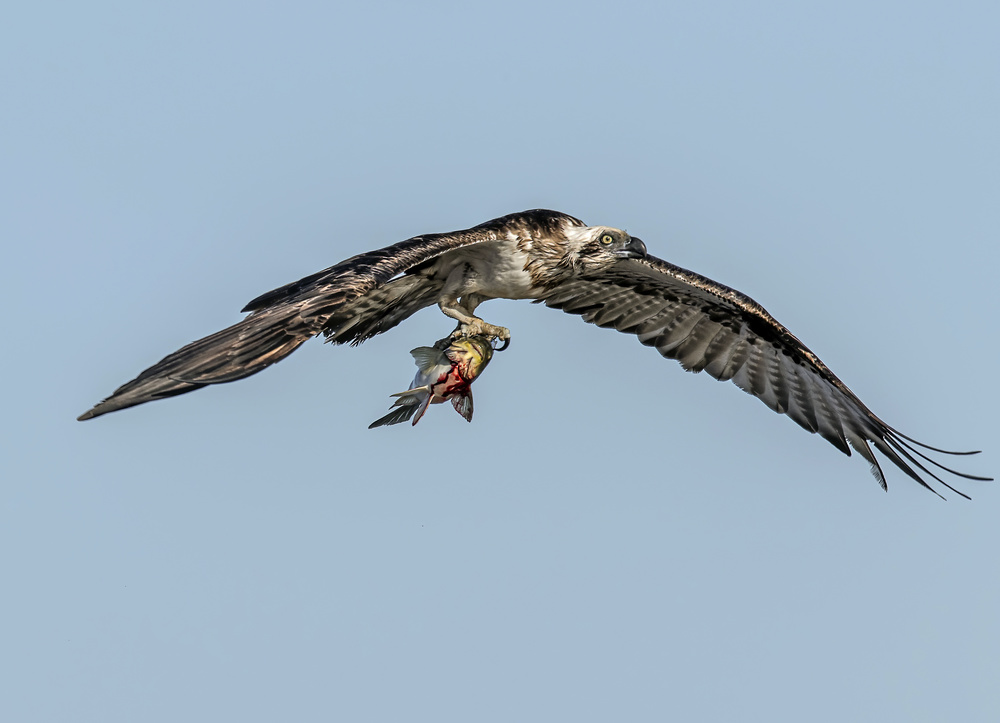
[78,209,988,498]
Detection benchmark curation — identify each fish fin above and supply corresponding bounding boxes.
[411,395,433,426]
[451,391,473,422]
[409,346,445,372]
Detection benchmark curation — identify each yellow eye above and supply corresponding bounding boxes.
[601,234,614,245]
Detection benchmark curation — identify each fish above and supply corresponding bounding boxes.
[369,335,495,428]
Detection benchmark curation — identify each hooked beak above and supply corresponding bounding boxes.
[614,236,647,259]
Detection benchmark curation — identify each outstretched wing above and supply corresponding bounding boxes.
[77,224,501,421]
[540,254,989,498]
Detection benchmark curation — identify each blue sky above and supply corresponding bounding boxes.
[3,2,998,721]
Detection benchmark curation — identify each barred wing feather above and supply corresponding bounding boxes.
[541,255,987,499]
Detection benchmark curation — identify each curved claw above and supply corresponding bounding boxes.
[451,318,510,350]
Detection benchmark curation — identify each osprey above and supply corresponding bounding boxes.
[78,209,988,498]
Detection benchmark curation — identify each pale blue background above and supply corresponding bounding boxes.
[3,2,998,721]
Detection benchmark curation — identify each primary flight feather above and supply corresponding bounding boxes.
[78,209,989,498]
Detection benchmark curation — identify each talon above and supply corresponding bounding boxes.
[493,336,510,352]
[451,318,509,346]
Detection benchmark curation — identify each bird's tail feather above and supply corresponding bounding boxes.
[77,307,313,421]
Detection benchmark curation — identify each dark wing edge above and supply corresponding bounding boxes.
[540,254,991,499]
[77,226,496,421]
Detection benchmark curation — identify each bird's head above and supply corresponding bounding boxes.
[596,227,647,259]
[564,225,647,273]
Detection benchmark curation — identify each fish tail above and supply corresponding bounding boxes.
[368,403,419,428]
[390,385,432,398]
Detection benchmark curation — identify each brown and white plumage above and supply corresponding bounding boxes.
[78,209,989,498]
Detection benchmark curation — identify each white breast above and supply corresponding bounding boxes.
[433,237,538,300]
